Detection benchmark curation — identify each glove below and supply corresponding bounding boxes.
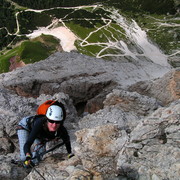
[67,153,74,159]
[24,154,34,168]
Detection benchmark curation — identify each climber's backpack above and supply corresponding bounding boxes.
[36,100,56,115]
[16,100,66,131]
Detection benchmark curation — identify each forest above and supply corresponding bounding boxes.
[0,0,177,51]
[10,0,177,14]
[0,0,16,50]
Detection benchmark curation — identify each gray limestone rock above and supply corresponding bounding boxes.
[0,52,170,104]
[75,101,180,179]
[0,52,179,180]
[128,68,180,105]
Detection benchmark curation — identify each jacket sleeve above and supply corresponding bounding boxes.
[23,119,44,156]
[59,126,72,154]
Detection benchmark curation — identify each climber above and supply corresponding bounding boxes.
[17,101,74,168]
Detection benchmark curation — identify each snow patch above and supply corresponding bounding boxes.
[27,27,77,52]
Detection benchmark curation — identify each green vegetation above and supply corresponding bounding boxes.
[0,34,60,73]
[0,46,19,73]
[0,0,179,73]
[11,0,65,9]
[67,19,127,58]
[0,0,17,50]
[46,8,74,19]
[11,0,177,14]
[0,29,16,50]
[75,42,103,57]
[130,13,180,54]
[18,11,52,34]
[19,41,50,63]
[0,0,28,51]
[0,0,16,32]
[148,26,179,54]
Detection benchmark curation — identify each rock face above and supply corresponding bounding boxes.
[128,68,180,105]
[0,52,179,180]
[103,89,159,116]
[75,124,128,176]
[76,101,180,179]
[0,52,170,108]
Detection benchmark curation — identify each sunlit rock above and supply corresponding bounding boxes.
[103,89,159,116]
[128,68,180,105]
[120,100,180,180]
[75,124,128,177]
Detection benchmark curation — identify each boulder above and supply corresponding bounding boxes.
[0,52,170,111]
[103,89,160,116]
[0,137,15,155]
[75,124,129,177]
[128,68,180,105]
[78,89,160,133]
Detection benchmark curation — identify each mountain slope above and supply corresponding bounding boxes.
[0,0,179,73]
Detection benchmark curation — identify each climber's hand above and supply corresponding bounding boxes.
[23,154,33,168]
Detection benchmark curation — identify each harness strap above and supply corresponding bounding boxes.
[16,125,30,132]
